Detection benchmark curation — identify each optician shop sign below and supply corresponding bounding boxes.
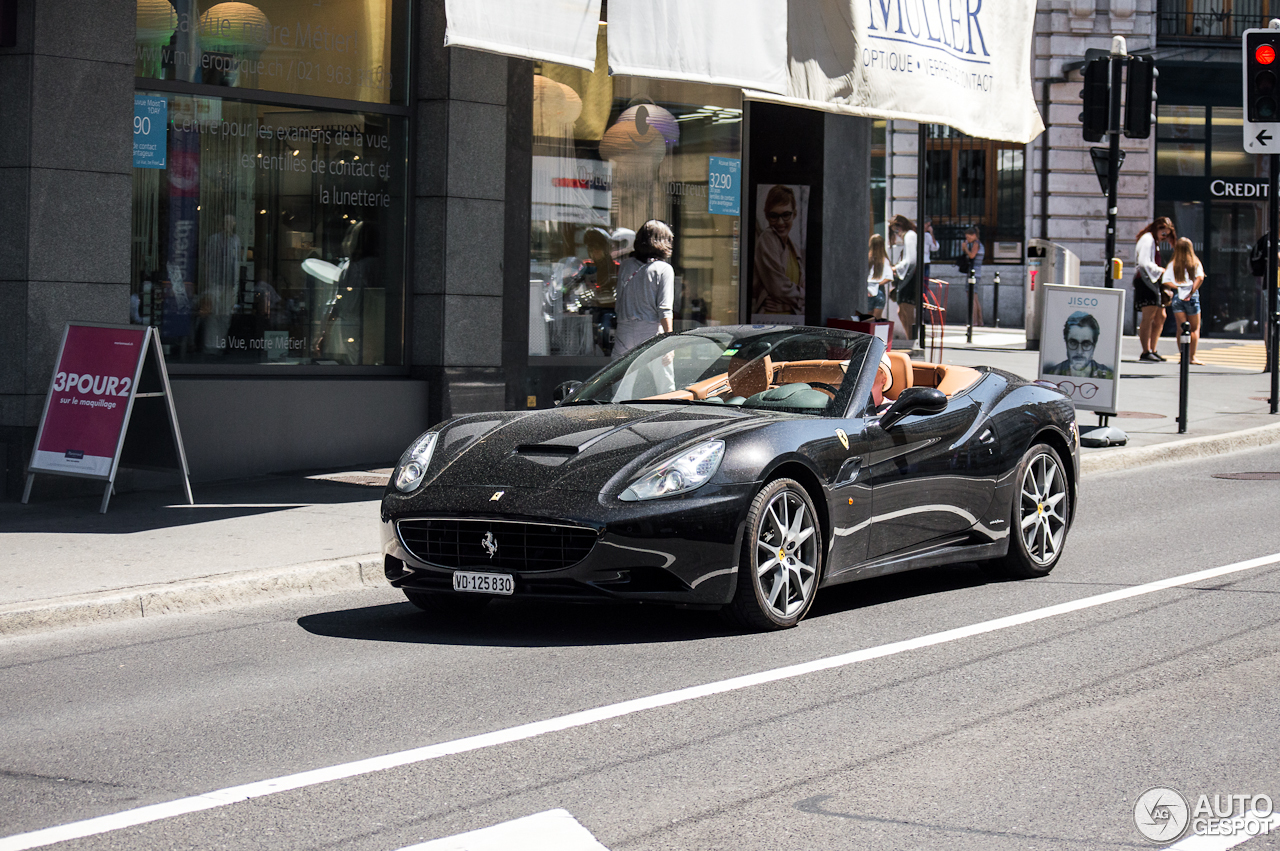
[24,324,192,513]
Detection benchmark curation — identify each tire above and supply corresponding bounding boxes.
[987,443,1071,579]
[403,589,491,616]
[726,478,824,630]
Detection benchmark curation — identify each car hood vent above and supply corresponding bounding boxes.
[515,443,579,455]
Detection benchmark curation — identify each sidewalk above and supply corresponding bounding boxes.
[3,329,1279,637]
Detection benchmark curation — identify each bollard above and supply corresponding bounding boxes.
[966,269,976,343]
[1272,309,1280,414]
[1178,320,1190,434]
[992,271,1001,328]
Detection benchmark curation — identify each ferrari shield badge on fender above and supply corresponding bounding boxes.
[836,429,849,450]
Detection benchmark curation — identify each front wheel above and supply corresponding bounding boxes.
[987,443,1071,579]
[726,478,823,630]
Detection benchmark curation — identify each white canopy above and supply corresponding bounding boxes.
[445,0,1044,143]
[605,0,789,95]
[444,0,602,70]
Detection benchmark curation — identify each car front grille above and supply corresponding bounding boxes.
[397,518,599,572]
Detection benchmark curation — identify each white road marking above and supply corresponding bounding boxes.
[3,552,1280,851]
[1165,811,1280,850]
[396,809,609,851]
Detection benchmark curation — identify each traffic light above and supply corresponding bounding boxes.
[1080,57,1110,142]
[1247,31,1280,122]
[1244,28,1280,153]
[1124,54,1157,139]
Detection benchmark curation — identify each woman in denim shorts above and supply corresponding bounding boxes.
[867,233,892,318]
[1161,237,1205,365]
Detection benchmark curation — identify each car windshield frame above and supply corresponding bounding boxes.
[563,326,876,417]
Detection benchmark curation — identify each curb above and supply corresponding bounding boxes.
[1081,421,1280,475]
[0,555,383,639]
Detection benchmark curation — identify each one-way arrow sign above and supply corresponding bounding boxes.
[1258,129,1274,146]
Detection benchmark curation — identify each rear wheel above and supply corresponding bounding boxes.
[403,589,491,616]
[988,443,1071,578]
[726,478,823,630]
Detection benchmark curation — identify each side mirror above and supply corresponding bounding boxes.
[879,386,947,430]
[553,380,584,406]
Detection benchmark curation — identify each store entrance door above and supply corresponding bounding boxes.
[1205,201,1266,338]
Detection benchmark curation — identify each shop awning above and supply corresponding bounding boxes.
[444,0,602,70]
[446,0,1044,144]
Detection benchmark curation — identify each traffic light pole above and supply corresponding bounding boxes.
[1103,39,1126,289]
[1270,153,1279,413]
[917,123,927,352]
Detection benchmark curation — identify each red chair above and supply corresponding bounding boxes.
[922,277,948,363]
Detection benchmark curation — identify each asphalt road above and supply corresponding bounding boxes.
[3,446,1280,850]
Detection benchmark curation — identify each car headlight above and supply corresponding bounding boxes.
[393,432,438,493]
[620,440,725,501]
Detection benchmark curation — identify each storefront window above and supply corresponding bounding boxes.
[921,126,1024,262]
[1210,107,1268,178]
[530,44,743,358]
[135,0,408,105]
[870,120,886,237]
[1156,105,1206,176]
[130,93,407,365]
[1207,201,1265,337]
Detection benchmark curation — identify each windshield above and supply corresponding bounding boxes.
[565,326,876,416]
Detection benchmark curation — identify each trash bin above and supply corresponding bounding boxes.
[1025,239,1081,350]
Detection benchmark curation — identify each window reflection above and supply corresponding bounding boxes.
[1157,105,1206,176]
[130,93,406,365]
[135,0,407,105]
[531,36,742,358]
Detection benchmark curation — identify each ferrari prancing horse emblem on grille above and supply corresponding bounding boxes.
[481,531,498,558]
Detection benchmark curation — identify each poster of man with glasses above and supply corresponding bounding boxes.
[751,184,809,324]
[1038,284,1126,415]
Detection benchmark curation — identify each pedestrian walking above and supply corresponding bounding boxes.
[962,225,984,326]
[1162,236,1206,365]
[922,217,939,295]
[867,233,893,320]
[890,214,920,341]
[612,219,675,360]
[1133,216,1176,362]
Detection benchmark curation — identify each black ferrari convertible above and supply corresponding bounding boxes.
[381,325,1079,630]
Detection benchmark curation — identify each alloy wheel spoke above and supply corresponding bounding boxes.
[766,505,785,544]
[766,570,785,608]
[787,502,807,541]
[757,554,780,577]
[1021,510,1040,530]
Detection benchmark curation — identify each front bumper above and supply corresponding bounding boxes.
[381,483,756,607]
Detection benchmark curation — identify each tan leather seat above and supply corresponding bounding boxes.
[885,352,913,401]
[727,355,773,398]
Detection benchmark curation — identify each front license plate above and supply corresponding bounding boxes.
[452,571,514,596]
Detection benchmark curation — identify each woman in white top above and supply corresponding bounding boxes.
[1133,217,1176,362]
[890,214,919,342]
[612,219,675,360]
[1161,237,1206,365]
[866,233,893,319]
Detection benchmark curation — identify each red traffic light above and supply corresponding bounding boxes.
[1258,44,1276,65]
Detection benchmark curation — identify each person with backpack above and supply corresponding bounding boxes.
[1162,237,1206,365]
[1133,217,1176,362]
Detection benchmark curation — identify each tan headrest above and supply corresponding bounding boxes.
[886,352,913,401]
